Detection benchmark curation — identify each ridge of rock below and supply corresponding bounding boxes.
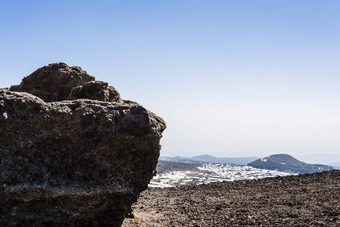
[0,63,166,226]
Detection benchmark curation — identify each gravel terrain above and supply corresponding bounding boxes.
[123,170,340,226]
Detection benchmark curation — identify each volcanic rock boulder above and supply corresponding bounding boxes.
[0,63,166,226]
[10,62,96,102]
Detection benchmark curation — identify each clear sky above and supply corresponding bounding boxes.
[1,1,339,164]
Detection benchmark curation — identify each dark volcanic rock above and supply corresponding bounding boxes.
[10,62,96,102]
[0,63,166,226]
[67,81,121,102]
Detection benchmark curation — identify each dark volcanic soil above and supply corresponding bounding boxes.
[123,170,340,226]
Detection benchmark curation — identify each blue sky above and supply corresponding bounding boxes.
[1,1,340,164]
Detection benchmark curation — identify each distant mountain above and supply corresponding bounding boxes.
[160,154,258,165]
[248,154,333,174]
[156,160,201,174]
[160,156,193,163]
[190,155,258,165]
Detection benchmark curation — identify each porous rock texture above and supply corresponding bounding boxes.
[0,63,166,226]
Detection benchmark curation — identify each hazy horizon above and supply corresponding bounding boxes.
[1,1,339,164]
[161,152,340,165]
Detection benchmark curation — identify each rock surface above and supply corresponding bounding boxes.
[0,63,166,226]
[123,170,340,227]
[10,62,96,102]
[67,81,121,102]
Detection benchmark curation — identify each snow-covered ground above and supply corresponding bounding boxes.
[149,163,293,188]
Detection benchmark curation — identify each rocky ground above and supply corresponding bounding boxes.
[123,170,340,226]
